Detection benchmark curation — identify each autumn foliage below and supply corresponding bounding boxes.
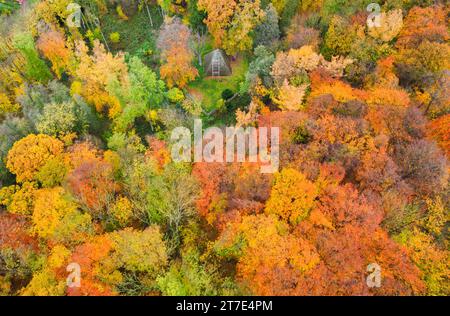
[0,0,448,298]
[6,134,64,183]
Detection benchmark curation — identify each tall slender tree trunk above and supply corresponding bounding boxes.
[144,1,153,28]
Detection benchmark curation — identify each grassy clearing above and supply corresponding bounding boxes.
[100,7,163,67]
[188,56,248,112]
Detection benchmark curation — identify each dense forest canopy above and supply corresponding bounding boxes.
[0,0,448,296]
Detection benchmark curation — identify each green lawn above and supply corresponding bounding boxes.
[188,56,248,112]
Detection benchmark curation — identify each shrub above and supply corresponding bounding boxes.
[167,88,185,103]
[292,125,312,144]
[109,32,121,44]
[221,89,235,101]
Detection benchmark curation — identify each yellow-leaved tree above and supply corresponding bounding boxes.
[6,134,64,183]
[265,168,318,224]
[197,0,237,47]
[74,40,128,118]
[32,187,93,245]
[273,79,308,111]
[198,0,264,55]
[368,9,403,42]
